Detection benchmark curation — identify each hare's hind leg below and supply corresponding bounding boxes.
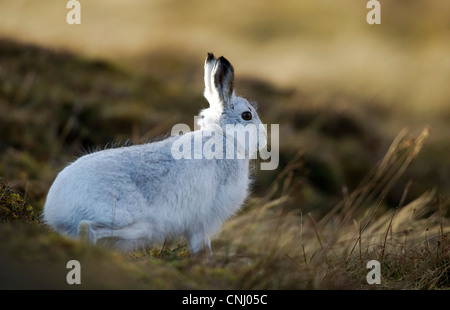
[203,235,212,255]
[189,229,212,255]
[79,220,151,251]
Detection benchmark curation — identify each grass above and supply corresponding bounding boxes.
[0,178,38,223]
[0,123,448,289]
[218,127,449,289]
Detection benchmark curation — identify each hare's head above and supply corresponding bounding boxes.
[198,53,267,156]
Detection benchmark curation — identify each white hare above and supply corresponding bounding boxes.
[43,53,267,254]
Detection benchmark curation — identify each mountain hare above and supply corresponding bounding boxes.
[43,53,267,254]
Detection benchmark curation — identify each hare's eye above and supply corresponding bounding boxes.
[241,111,252,121]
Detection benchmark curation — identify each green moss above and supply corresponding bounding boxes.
[0,178,38,224]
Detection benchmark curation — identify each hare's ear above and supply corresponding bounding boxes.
[204,52,216,104]
[212,56,234,108]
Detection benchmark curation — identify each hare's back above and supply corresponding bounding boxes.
[43,138,176,229]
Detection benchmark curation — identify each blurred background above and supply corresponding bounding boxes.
[0,0,449,290]
[1,0,449,213]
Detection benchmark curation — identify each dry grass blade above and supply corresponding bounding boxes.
[260,149,304,205]
[347,198,384,259]
[380,207,398,261]
[319,127,430,228]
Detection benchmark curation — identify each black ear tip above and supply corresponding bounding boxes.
[217,56,233,71]
[206,52,216,62]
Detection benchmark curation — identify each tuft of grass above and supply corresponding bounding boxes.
[0,178,38,224]
[219,127,449,289]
